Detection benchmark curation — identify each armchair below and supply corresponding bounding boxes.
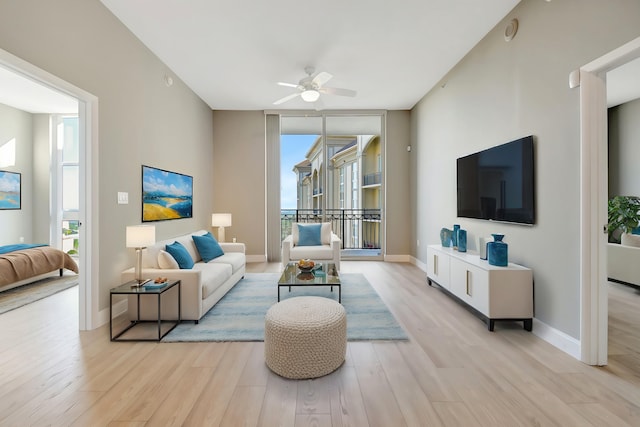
[282,222,341,270]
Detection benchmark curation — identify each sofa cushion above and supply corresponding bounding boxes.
[165,241,194,269]
[208,252,246,274]
[298,223,322,246]
[158,250,179,269]
[621,233,640,248]
[195,262,232,300]
[193,232,224,262]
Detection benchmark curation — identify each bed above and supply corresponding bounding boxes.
[0,244,79,292]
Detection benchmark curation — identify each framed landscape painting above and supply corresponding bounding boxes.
[0,170,21,210]
[142,165,193,222]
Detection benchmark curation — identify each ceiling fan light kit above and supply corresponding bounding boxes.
[301,89,320,102]
[273,67,357,105]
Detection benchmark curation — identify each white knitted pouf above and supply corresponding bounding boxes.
[264,296,347,380]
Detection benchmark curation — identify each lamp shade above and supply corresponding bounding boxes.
[211,213,232,227]
[126,225,156,248]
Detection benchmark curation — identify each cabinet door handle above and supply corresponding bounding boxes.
[434,254,438,275]
[466,270,471,296]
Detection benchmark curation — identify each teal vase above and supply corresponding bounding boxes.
[452,224,460,249]
[440,228,453,247]
[458,229,467,252]
[487,234,508,266]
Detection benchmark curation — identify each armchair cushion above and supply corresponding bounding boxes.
[292,222,332,245]
[297,223,322,246]
[166,241,194,269]
[193,232,224,262]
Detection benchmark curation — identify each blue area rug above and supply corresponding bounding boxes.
[164,273,408,342]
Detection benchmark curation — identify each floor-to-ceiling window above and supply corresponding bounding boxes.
[278,113,385,260]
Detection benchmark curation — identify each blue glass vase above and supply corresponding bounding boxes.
[440,228,453,247]
[488,234,508,266]
[452,224,460,249]
[457,229,467,252]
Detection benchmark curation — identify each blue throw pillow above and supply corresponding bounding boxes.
[297,223,322,246]
[192,232,224,262]
[165,241,194,269]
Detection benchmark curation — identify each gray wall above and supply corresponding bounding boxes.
[212,110,266,256]
[609,97,640,197]
[386,111,412,257]
[411,0,640,339]
[0,103,33,245]
[0,0,215,311]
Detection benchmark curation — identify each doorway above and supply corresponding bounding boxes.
[577,36,640,365]
[0,48,99,330]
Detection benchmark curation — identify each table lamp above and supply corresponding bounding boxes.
[211,213,232,242]
[126,225,156,285]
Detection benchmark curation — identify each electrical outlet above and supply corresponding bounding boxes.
[417,239,420,247]
[19,236,24,243]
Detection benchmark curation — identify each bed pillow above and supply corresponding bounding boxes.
[297,223,322,246]
[165,241,194,269]
[157,250,179,269]
[192,232,224,262]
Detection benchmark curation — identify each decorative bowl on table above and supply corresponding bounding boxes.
[297,259,315,273]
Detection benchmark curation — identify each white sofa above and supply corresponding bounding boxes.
[122,230,246,322]
[608,233,640,288]
[282,222,341,270]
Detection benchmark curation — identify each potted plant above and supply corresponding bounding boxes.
[607,195,640,243]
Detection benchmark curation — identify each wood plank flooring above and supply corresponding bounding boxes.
[0,261,639,426]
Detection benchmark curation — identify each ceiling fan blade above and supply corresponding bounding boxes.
[319,86,357,97]
[273,92,300,105]
[312,71,333,87]
[277,82,300,88]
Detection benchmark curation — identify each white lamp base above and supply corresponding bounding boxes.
[217,227,226,243]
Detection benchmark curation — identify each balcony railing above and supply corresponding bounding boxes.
[363,172,381,186]
[281,208,381,250]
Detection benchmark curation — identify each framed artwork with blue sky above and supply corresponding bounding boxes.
[142,165,193,222]
[0,170,21,210]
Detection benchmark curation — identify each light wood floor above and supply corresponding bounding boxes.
[1,261,639,426]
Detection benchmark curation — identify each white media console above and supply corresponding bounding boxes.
[426,244,533,331]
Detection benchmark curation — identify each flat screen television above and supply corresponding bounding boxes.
[457,135,535,225]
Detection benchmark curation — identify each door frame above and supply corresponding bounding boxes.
[0,48,100,330]
[576,36,640,365]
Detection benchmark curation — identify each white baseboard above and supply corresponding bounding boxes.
[410,255,427,272]
[98,299,127,328]
[384,254,411,262]
[246,254,267,263]
[531,318,581,360]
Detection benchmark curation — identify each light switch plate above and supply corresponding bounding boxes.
[117,192,128,204]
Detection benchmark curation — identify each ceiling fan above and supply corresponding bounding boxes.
[273,66,357,105]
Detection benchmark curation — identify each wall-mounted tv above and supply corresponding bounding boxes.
[457,135,535,225]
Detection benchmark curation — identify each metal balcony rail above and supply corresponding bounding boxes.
[281,208,381,250]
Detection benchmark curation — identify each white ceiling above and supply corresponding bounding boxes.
[1,0,639,114]
[99,0,522,111]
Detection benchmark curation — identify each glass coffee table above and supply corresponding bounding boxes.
[278,262,341,302]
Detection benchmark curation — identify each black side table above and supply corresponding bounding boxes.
[110,279,181,341]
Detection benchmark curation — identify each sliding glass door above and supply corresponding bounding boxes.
[278,113,384,260]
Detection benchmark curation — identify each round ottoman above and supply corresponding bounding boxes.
[264,296,347,379]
